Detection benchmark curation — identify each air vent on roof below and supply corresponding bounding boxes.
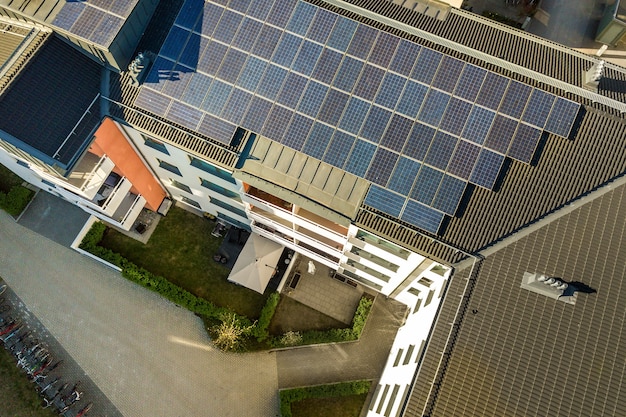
[520,272,576,305]
[128,51,154,87]
[583,60,605,93]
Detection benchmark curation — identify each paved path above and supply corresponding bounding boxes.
[0,210,279,417]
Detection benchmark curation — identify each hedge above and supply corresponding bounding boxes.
[0,186,33,216]
[279,380,371,417]
[252,291,280,342]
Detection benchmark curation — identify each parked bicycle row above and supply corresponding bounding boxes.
[0,284,94,417]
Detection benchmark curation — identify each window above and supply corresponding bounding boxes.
[210,197,247,218]
[189,157,236,184]
[41,179,56,188]
[144,135,169,155]
[170,179,192,194]
[16,159,29,168]
[217,213,251,231]
[158,159,181,176]
[180,196,201,209]
[200,178,241,200]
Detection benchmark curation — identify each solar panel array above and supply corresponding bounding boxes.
[52,0,140,47]
[134,0,581,234]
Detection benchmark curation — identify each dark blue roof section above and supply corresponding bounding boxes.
[0,36,102,168]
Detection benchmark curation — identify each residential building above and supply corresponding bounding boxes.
[0,1,625,416]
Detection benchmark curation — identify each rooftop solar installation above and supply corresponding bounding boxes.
[135,0,581,234]
[52,0,139,47]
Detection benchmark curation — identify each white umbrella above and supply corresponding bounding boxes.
[227,233,284,294]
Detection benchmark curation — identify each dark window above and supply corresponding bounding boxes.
[189,157,236,184]
[158,159,181,176]
[181,196,201,208]
[144,135,169,154]
[200,178,241,200]
[170,179,191,194]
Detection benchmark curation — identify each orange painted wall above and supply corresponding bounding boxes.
[90,118,166,211]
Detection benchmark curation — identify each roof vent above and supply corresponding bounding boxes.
[128,51,154,87]
[583,60,605,92]
[520,273,576,305]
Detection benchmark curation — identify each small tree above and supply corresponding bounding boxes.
[211,313,255,352]
[279,331,302,347]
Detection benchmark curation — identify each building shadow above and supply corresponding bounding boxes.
[561,280,597,297]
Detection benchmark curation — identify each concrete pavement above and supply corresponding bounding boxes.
[0,209,279,417]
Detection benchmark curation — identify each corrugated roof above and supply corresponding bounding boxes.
[408,176,626,416]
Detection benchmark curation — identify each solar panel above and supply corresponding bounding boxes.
[143,56,175,90]
[411,48,442,85]
[327,16,359,52]
[401,199,445,234]
[432,56,464,93]
[292,41,323,77]
[175,0,203,29]
[220,88,252,125]
[160,25,189,61]
[247,0,273,21]
[521,89,556,128]
[447,139,481,180]
[347,24,378,60]
[197,113,237,144]
[213,9,243,44]
[475,72,509,110]
[297,81,328,117]
[267,0,297,28]
[91,15,123,46]
[410,165,444,205]
[380,114,413,152]
[276,72,307,109]
[178,33,201,69]
[508,123,543,163]
[417,89,450,127]
[353,64,385,101]
[439,97,472,136]
[338,97,371,135]
[307,8,337,44]
[389,39,421,76]
[545,97,580,138]
[201,79,232,115]
[365,185,405,218]
[236,56,267,92]
[312,48,343,85]
[167,100,203,130]
[272,33,303,68]
[261,105,294,139]
[286,1,317,36]
[282,113,314,150]
[368,31,399,68]
[454,64,487,102]
[232,18,263,52]
[217,48,247,84]
[345,139,377,177]
[432,175,466,215]
[252,25,282,60]
[397,80,428,118]
[229,0,253,14]
[53,2,85,31]
[461,106,495,144]
[323,131,356,168]
[470,149,505,189]
[499,80,532,119]
[375,73,407,110]
[196,2,224,36]
[181,73,212,107]
[257,65,288,101]
[158,68,192,99]
[484,114,517,154]
[333,56,364,93]
[404,123,435,161]
[360,106,392,143]
[197,41,227,76]
[366,148,399,186]
[302,122,333,159]
[388,157,421,195]
[134,88,171,117]
[424,131,458,170]
[241,96,272,133]
[318,88,349,126]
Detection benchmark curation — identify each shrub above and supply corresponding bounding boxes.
[252,292,280,342]
[279,380,371,417]
[0,186,33,216]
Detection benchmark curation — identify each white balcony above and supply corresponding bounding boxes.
[67,152,115,199]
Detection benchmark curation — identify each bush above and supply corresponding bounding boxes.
[252,292,280,342]
[0,186,33,216]
[279,381,371,417]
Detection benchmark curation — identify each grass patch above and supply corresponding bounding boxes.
[0,163,22,193]
[269,296,347,334]
[0,163,33,216]
[99,206,267,319]
[290,394,368,417]
[0,346,57,417]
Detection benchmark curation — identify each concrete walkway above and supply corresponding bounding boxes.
[0,209,279,417]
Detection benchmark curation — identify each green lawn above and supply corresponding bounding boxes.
[99,206,268,319]
[0,346,57,417]
[269,296,347,334]
[0,163,22,193]
[290,394,368,417]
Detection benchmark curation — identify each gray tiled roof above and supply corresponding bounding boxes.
[407,177,626,416]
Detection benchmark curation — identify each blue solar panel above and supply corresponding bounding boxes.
[353,64,384,101]
[417,89,450,126]
[400,199,444,234]
[161,66,193,98]
[425,131,458,170]
[432,175,466,215]
[241,96,272,133]
[366,148,399,186]
[318,88,349,125]
[143,56,175,90]
[545,97,580,138]
[252,25,282,60]
[439,97,472,136]
[175,0,203,29]
[262,105,294,139]
[282,113,314,150]
[53,2,85,30]
[91,14,123,46]
[508,123,543,163]
[380,114,413,152]
[229,0,252,14]
[217,48,247,84]
[70,6,104,40]
[277,72,307,108]
[178,33,201,69]
[267,0,297,28]
[286,1,317,36]
[339,97,370,135]
[213,10,242,44]
[388,157,420,195]
[454,64,487,102]
[447,139,480,180]
[475,72,509,110]
[499,81,532,119]
[432,56,464,93]
[365,185,405,218]
[312,48,343,85]
[404,123,435,160]
[272,33,303,68]
[521,89,555,128]
[324,131,356,168]
[160,25,189,61]
[257,65,288,101]
[361,106,392,144]
[197,41,227,76]
[236,56,267,92]
[470,149,505,189]
[196,2,224,37]
[307,8,337,44]
[298,81,329,117]
[181,73,212,107]
[397,81,428,118]
[232,17,263,52]
[390,39,421,77]
[201,79,232,115]
[247,0,273,21]
[292,41,323,77]
[369,31,399,68]
[327,16,358,52]
[375,73,406,110]
[198,113,237,144]
[484,114,517,154]
[345,139,376,177]
[302,122,333,159]
[346,24,378,60]
[220,88,252,125]
[410,165,443,205]
[333,56,364,93]
[167,100,203,130]
[461,107,495,144]
[411,48,442,85]
[134,88,171,117]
